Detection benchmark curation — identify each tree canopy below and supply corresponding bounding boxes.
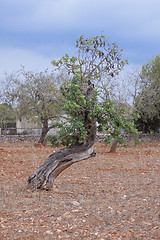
[134,54,160,133]
[3,69,65,143]
[51,34,136,148]
[0,103,16,128]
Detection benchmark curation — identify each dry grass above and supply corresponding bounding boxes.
[0,141,160,239]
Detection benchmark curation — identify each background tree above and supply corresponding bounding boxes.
[28,34,137,190]
[0,103,16,129]
[133,55,160,133]
[3,69,65,143]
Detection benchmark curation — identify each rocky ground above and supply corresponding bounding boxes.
[0,141,159,239]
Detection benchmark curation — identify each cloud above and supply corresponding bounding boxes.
[1,0,79,31]
[1,0,160,47]
[0,0,160,74]
[1,0,160,34]
[0,47,53,75]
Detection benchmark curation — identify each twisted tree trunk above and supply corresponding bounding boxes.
[28,121,96,190]
[28,80,97,190]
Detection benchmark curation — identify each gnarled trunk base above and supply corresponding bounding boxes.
[27,143,96,190]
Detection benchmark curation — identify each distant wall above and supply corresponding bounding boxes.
[127,133,160,142]
[97,133,160,142]
[0,133,159,143]
[0,135,40,143]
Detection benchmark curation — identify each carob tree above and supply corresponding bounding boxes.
[28,34,136,190]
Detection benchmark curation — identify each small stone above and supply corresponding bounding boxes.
[122,195,127,199]
[72,201,80,206]
[46,230,53,234]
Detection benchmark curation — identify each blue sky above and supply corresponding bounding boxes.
[0,0,160,75]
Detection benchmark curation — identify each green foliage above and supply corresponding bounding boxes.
[103,134,112,145]
[134,54,160,133]
[52,84,137,147]
[133,136,141,146]
[46,135,60,147]
[95,100,137,145]
[53,81,98,146]
[0,103,16,127]
[51,34,137,147]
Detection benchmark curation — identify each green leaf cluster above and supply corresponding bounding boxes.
[94,100,137,145]
[53,81,98,146]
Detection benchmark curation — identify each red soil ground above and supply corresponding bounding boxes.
[0,141,159,239]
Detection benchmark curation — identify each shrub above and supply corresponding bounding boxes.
[46,135,60,147]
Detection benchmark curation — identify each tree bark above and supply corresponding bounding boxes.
[38,118,49,144]
[38,118,55,144]
[109,138,118,153]
[38,128,48,144]
[28,120,96,190]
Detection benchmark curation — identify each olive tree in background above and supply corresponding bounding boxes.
[3,68,65,143]
[0,103,16,129]
[133,54,160,133]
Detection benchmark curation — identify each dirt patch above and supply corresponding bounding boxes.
[0,141,160,239]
